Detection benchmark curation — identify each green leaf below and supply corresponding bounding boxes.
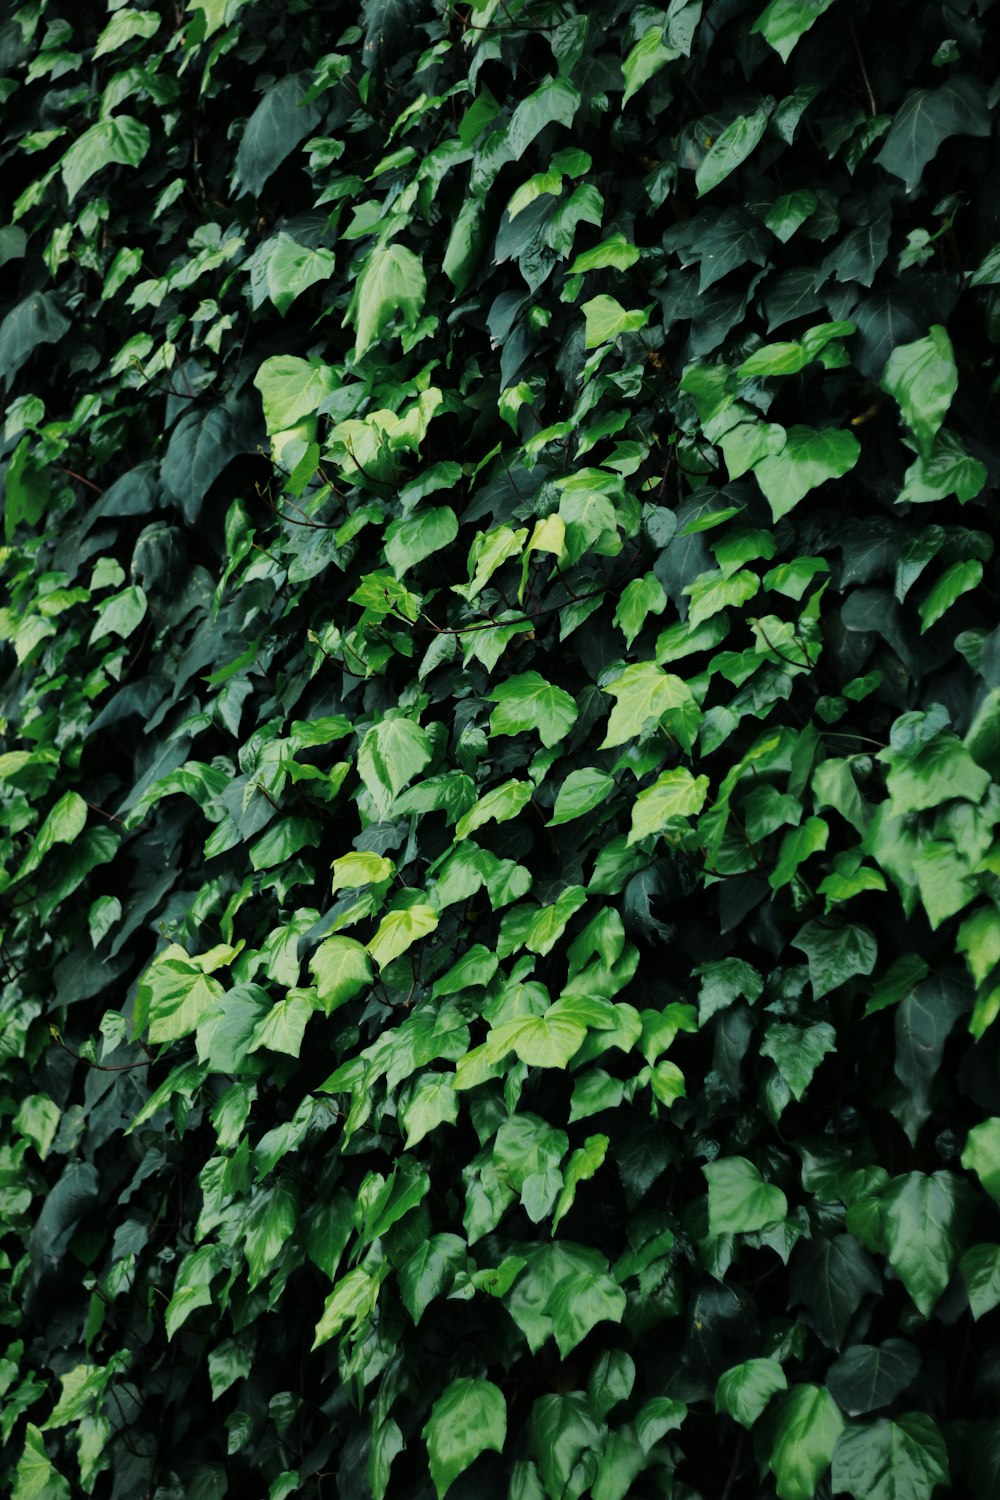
[898,430,987,504]
[719,421,787,479]
[367,904,439,969]
[552,1134,608,1230]
[875,76,990,191]
[94,7,161,56]
[715,1360,787,1429]
[358,718,432,815]
[249,991,315,1057]
[313,1268,378,1348]
[0,294,71,390]
[89,584,147,645]
[245,1183,298,1287]
[881,327,958,460]
[260,233,336,316]
[351,243,427,359]
[143,949,226,1045]
[769,817,829,890]
[385,508,459,578]
[792,920,877,998]
[13,1425,70,1500]
[752,0,839,62]
[961,1243,1000,1320]
[399,1073,459,1148]
[235,74,322,196]
[331,852,393,894]
[881,1171,974,1315]
[962,1118,1000,1205]
[309,936,372,1013]
[15,791,87,882]
[254,355,337,433]
[826,1342,920,1417]
[918,559,982,633]
[684,568,760,628]
[507,77,580,159]
[424,1379,506,1499]
[765,189,818,241]
[790,1235,882,1347]
[831,1414,949,1500]
[488,671,578,748]
[548,768,617,826]
[704,1157,788,1234]
[768,1386,844,1500]
[958,914,1000,1018]
[761,1021,837,1101]
[696,98,774,196]
[399,1234,468,1324]
[455,780,533,841]
[60,117,150,202]
[582,295,649,348]
[752,425,860,521]
[481,1007,587,1071]
[621,26,679,106]
[547,1261,626,1356]
[600,663,697,748]
[628,769,710,844]
[249,817,320,872]
[568,233,640,273]
[613,573,667,646]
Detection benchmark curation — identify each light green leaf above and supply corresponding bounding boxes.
[613,573,666,646]
[455,780,533,841]
[331,851,393,893]
[962,1119,1000,1205]
[719,421,787,480]
[261,234,336,316]
[582,295,649,348]
[552,1134,608,1230]
[93,8,160,58]
[13,1093,61,1159]
[684,568,760,628]
[508,170,563,221]
[60,117,150,202]
[768,1385,844,1500]
[488,671,578,748]
[359,718,433,815]
[628,769,709,844]
[249,991,315,1057]
[254,355,337,433]
[15,790,87,881]
[481,1008,587,1071]
[752,0,838,62]
[351,244,427,360]
[309,936,372,1013]
[568,233,640,273]
[13,1425,70,1500]
[622,26,679,106]
[399,1073,459,1149]
[367,904,439,968]
[752,425,860,521]
[696,98,774,196]
[600,663,697,748]
[548,768,617,826]
[918,559,982,633]
[881,326,958,460]
[704,1157,788,1235]
[715,1360,788,1429]
[89,585,147,645]
[897,429,987,504]
[424,1380,507,1499]
[313,1268,378,1348]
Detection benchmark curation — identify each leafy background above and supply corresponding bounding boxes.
[2,0,1000,1497]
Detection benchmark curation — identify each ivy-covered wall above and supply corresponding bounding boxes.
[2,1,1000,1497]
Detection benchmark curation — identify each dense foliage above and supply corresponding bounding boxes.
[3,0,1000,1496]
